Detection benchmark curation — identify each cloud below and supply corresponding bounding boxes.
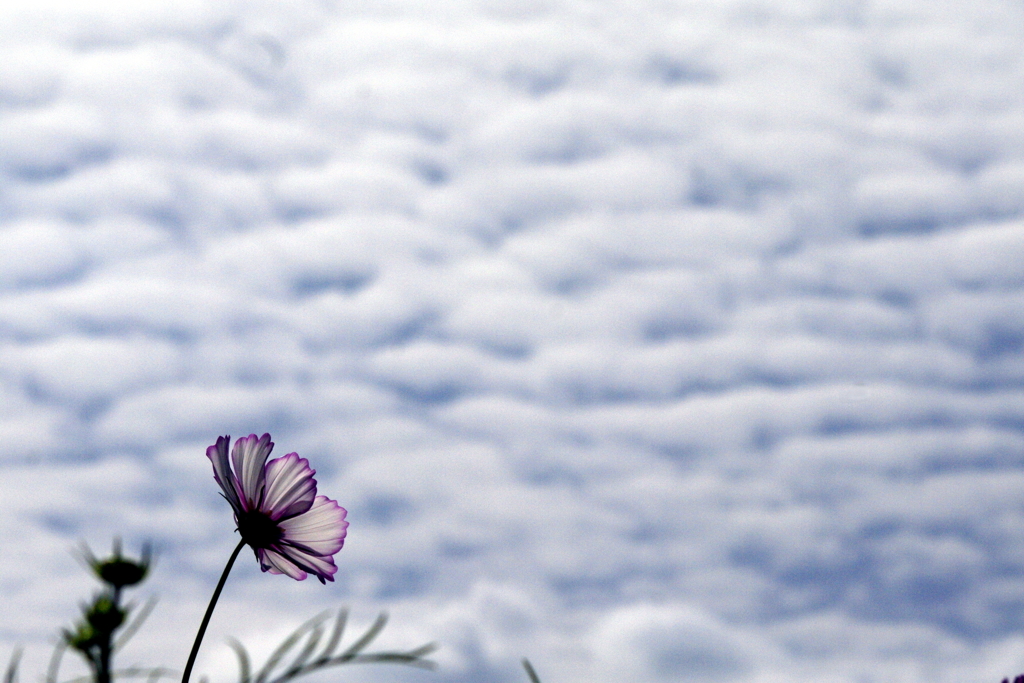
[2,0,1024,682]
[591,604,757,682]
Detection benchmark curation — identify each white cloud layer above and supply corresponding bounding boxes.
[1,0,1024,682]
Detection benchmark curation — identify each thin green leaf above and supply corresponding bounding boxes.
[60,667,176,683]
[338,613,388,659]
[4,648,21,683]
[311,609,347,666]
[226,638,251,683]
[254,612,331,683]
[112,666,178,681]
[404,642,439,659]
[110,667,161,678]
[114,596,158,652]
[45,641,66,683]
[346,653,437,670]
[280,624,324,678]
[521,658,541,683]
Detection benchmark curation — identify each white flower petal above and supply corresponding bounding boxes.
[276,543,338,582]
[231,433,273,508]
[258,548,307,580]
[278,495,348,556]
[206,436,242,513]
[262,453,317,520]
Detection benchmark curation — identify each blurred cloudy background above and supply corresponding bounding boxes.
[1,0,1023,681]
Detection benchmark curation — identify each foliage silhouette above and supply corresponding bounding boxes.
[225,608,436,683]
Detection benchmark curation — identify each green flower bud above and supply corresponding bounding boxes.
[80,539,152,589]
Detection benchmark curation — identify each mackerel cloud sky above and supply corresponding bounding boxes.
[1,1,1024,682]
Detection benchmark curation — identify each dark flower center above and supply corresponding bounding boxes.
[236,510,284,549]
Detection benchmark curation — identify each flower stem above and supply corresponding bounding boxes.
[182,539,246,683]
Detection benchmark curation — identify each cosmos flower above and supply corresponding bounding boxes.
[207,433,348,584]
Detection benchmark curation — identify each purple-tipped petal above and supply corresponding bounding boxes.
[275,543,338,583]
[231,434,273,509]
[257,548,308,580]
[262,453,317,520]
[207,436,242,513]
[278,495,348,556]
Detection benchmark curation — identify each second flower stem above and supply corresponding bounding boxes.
[182,538,247,683]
